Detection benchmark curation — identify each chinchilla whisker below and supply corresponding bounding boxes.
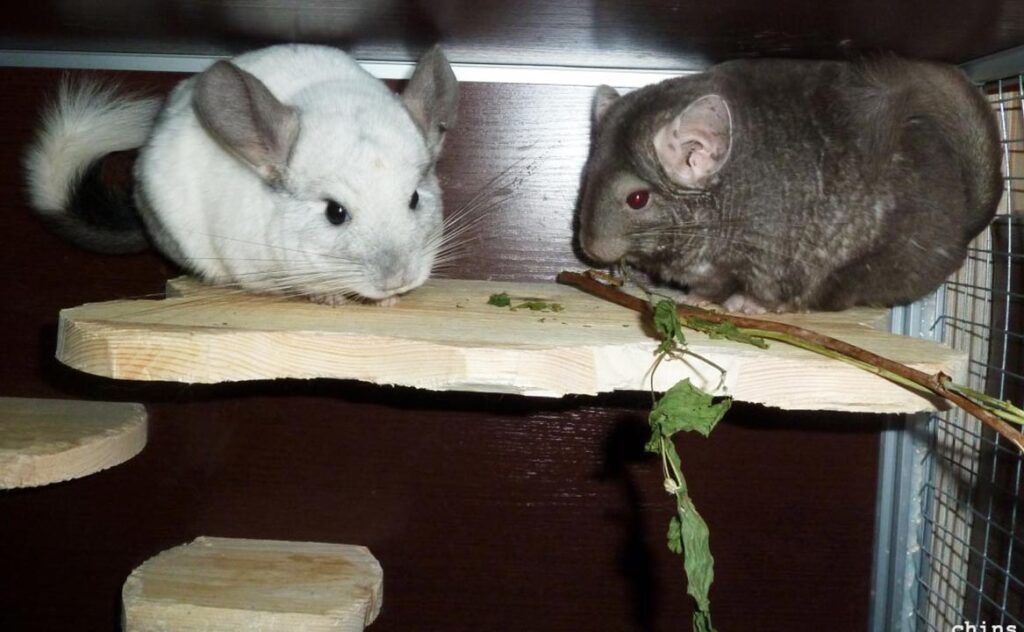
[439,218,488,247]
[441,185,508,230]
[190,231,359,263]
[631,227,747,249]
[443,191,510,235]
[434,236,480,255]
[444,197,503,233]
[632,231,800,262]
[431,251,473,268]
[440,150,538,224]
[225,265,364,279]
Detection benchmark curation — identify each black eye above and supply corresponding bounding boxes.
[325,199,349,225]
[409,190,420,210]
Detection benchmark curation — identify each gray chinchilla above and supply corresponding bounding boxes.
[579,57,1001,313]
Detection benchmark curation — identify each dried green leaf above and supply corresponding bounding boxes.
[489,292,564,312]
[667,514,684,555]
[694,608,716,632]
[679,496,715,616]
[652,300,688,356]
[514,300,564,312]
[684,316,768,349]
[653,300,686,352]
[487,292,511,307]
[649,379,731,439]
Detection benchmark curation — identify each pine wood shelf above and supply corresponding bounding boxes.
[55,277,967,413]
[0,397,147,488]
[122,537,382,631]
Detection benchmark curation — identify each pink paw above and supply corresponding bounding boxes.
[679,292,716,308]
[374,296,401,307]
[722,294,768,315]
[309,293,350,307]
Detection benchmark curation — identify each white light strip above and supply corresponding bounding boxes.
[362,59,691,88]
[0,49,693,89]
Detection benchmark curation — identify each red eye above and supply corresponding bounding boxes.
[626,190,650,209]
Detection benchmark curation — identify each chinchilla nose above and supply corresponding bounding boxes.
[582,234,629,264]
[380,272,412,293]
[374,249,418,293]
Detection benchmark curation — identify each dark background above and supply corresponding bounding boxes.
[2,1,1008,628]
[0,0,1020,68]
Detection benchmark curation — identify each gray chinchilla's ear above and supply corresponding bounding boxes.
[653,94,732,188]
[193,60,299,184]
[592,85,620,123]
[402,45,459,158]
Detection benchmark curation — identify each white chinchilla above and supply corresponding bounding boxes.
[24,44,460,304]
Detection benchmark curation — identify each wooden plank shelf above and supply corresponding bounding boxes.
[55,277,967,413]
[0,397,147,488]
[122,537,383,631]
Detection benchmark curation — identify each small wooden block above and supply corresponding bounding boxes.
[122,537,383,632]
[0,397,147,489]
[56,277,967,413]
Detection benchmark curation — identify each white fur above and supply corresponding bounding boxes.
[135,44,446,302]
[24,77,161,214]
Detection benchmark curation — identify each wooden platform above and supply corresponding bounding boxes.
[122,537,382,631]
[54,277,967,413]
[0,397,147,488]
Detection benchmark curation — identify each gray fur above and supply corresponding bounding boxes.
[578,57,1002,312]
[193,60,300,183]
[400,45,459,157]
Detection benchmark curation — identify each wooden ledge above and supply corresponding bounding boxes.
[0,397,147,489]
[122,537,383,631]
[55,277,966,413]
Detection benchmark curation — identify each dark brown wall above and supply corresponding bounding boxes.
[1,0,1019,67]
[0,67,882,631]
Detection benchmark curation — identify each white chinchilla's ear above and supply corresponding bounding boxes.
[653,94,732,188]
[402,45,459,158]
[592,85,620,123]
[193,60,299,184]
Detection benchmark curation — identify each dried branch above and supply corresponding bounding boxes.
[556,270,1024,453]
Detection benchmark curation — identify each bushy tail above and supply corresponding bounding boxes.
[24,76,162,254]
[850,57,1003,238]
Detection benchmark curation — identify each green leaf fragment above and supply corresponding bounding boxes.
[646,374,723,632]
[678,496,715,616]
[694,610,716,632]
[667,514,684,555]
[487,292,511,307]
[683,316,769,349]
[487,293,564,312]
[514,300,565,312]
[649,379,732,439]
[653,300,686,353]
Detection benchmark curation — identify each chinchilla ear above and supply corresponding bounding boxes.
[193,60,299,184]
[653,94,732,188]
[592,85,620,123]
[402,45,459,158]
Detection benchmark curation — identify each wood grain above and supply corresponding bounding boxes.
[52,277,966,413]
[0,0,1016,68]
[0,397,147,488]
[122,537,382,631]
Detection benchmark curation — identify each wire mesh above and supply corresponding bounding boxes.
[914,74,1024,630]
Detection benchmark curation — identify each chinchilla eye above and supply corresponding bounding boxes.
[324,199,349,225]
[409,190,420,210]
[626,190,650,210]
